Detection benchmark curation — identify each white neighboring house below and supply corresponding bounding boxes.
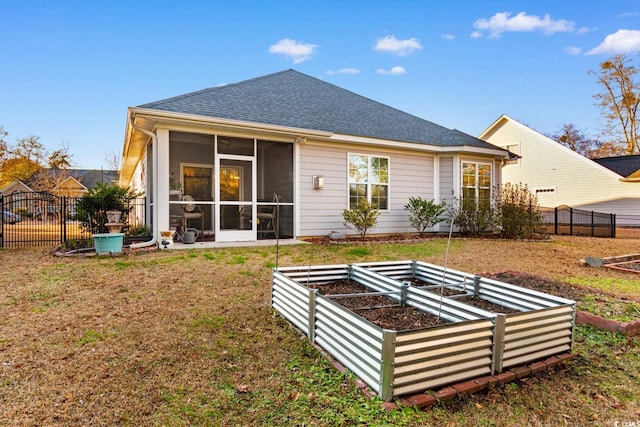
[479,115,640,218]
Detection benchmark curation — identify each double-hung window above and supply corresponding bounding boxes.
[462,162,492,208]
[348,154,389,210]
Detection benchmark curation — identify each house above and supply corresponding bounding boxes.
[119,69,508,243]
[479,114,640,217]
[1,169,119,218]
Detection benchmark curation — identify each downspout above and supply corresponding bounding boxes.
[128,114,159,249]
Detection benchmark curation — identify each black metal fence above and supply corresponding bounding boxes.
[1,191,147,248]
[540,205,617,238]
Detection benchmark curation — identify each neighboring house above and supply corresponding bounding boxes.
[29,169,120,196]
[120,69,508,243]
[1,169,119,217]
[479,114,640,216]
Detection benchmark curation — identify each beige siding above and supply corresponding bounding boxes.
[298,143,435,237]
[485,118,640,215]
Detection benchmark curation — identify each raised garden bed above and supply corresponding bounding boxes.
[272,262,576,400]
[272,264,496,399]
[355,260,576,372]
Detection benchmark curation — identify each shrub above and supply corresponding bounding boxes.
[75,183,142,234]
[342,199,379,238]
[448,196,498,236]
[404,197,447,237]
[126,224,152,236]
[497,183,545,239]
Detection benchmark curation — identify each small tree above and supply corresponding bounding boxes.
[497,183,545,239]
[342,198,379,238]
[404,197,446,237]
[75,183,142,234]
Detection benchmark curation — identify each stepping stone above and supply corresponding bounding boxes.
[584,256,603,268]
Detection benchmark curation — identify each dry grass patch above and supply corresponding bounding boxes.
[1,236,639,425]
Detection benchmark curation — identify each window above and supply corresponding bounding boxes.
[348,154,389,210]
[462,162,492,208]
[503,143,520,165]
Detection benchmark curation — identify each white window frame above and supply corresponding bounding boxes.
[347,153,390,211]
[461,161,492,205]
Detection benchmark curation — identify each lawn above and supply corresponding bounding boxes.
[1,235,639,426]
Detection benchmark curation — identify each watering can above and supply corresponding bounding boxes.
[183,228,199,244]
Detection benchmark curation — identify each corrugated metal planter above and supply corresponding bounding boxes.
[272,264,498,400]
[355,260,576,372]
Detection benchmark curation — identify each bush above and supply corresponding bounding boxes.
[342,199,379,238]
[126,224,152,236]
[404,197,446,237]
[448,197,498,236]
[497,183,545,239]
[75,183,142,234]
[447,183,546,239]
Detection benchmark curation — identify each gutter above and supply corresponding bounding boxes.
[128,114,158,249]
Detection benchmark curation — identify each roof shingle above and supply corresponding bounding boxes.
[139,69,497,150]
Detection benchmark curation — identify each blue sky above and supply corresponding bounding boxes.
[1,1,639,169]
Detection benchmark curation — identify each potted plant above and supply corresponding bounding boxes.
[169,172,183,195]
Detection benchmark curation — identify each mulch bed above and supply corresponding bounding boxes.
[601,255,640,273]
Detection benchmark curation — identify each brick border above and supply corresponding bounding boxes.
[315,344,576,410]
[386,353,574,410]
[576,311,640,337]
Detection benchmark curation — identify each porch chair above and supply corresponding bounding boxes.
[182,195,204,236]
[257,198,279,238]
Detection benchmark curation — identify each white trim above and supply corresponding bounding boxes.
[294,142,300,239]
[461,160,493,202]
[346,152,391,212]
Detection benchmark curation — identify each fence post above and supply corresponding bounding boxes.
[554,207,558,235]
[612,214,616,238]
[62,196,67,244]
[0,195,4,248]
[569,207,573,236]
[591,210,594,237]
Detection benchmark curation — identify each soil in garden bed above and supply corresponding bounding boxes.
[406,278,521,314]
[310,279,448,329]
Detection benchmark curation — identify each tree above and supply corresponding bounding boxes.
[590,54,640,155]
[551,124,597,158]
[0,126,8,164]
[48,142,73,169]
[104,151,121,172]
[14,135,46,164]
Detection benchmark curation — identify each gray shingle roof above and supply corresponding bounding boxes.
[139,69,498,150]
[593,155,640,178]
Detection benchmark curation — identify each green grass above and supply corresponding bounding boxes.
[564,276,639,295]
[77,329,105,346]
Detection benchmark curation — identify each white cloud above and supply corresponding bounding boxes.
[565,46,582,55]
[325,68,360,75]
[441,34,455,40]
[586,29,640,55]
[470,31,483,39]
[374,36,422,56]
[473,11,575,39]
[376,66,406,75]
[618,12,639,18]
[268,38,317,63]
[577,26,596,35]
